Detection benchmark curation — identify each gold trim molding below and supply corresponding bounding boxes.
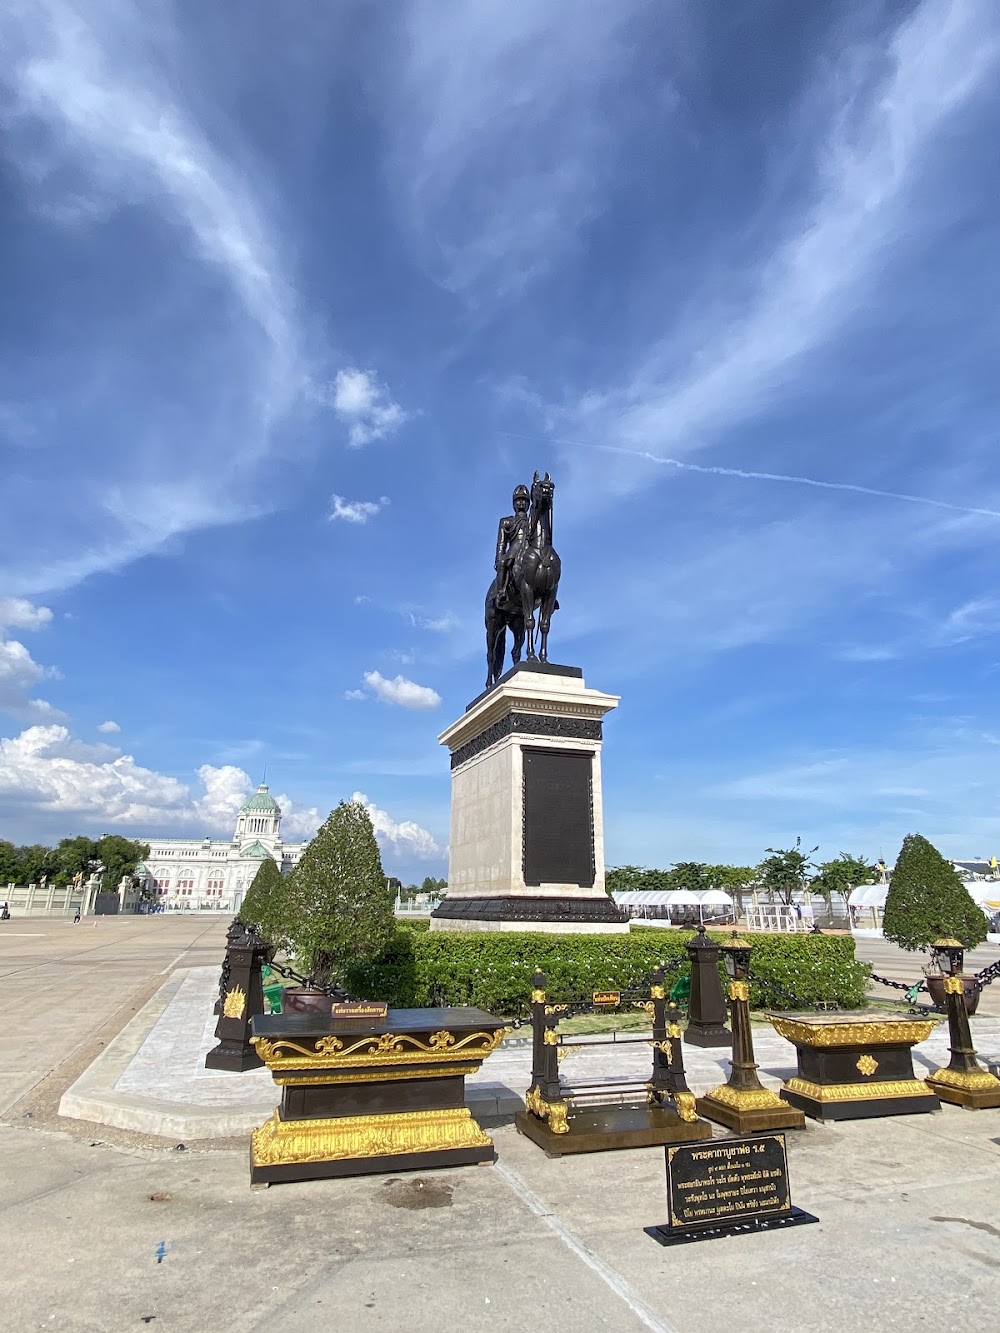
[925,1066,1000,1092]
[524,1085,569,1133]
[783,1076,936,1103]
[252,1027,507,1071]
[250,1107,491,1167]
[701,1084,788,1112]
[768,1016,938,1047]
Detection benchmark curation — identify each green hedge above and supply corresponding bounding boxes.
[342,928,870,1015]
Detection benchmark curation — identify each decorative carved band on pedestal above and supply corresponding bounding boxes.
[430,894,627,924]
[450,712,603,769]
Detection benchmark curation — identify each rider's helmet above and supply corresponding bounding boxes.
[512,484,530,506]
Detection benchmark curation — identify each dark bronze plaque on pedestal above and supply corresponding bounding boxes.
[522,747,594,887]
[645,1133,818,1246]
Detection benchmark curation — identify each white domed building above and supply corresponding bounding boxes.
[135,783,308,912]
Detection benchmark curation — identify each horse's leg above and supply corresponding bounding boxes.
[538,589,557,662]
[511,616,525,665]
[520,583,536,659]
[485,603,502,687]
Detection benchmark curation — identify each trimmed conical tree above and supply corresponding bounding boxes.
[239,855,288,947]
[882,833,987,952]
[284,799,395,986]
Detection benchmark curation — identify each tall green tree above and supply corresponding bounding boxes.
[56,836,99,886]
[240,856,288,945]
[18,844,58,885]
[420,875,447,896]
[706,865,759,913]
[882,833,987,952]
[670,862,713,893]
[284,800,395,986]
[95,836,150,892]
[812,853,874,911]
[757,839,818,906]
[0,841,22,886]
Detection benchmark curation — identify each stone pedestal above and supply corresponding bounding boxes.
[430,663,628,933]
[770,1013,941,1120]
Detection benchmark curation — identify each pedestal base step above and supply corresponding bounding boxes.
[696,1092,806,1133]
[779,1077,940,1122]
[924,1069,1000,1110]
[514,1104,712,1156]
[249,1107,495,1185]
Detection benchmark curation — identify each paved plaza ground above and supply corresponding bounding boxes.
[2,916,999,1333]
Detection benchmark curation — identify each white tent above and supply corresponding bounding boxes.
[699,890,735,907]
[848,884,887,909]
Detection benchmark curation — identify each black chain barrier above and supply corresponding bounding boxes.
[265,957,348,1000]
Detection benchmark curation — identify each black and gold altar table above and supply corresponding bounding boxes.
[769,1013,941,1121]
[249,1007,508,1184]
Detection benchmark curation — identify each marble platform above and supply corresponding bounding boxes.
[58,965,1000,1140]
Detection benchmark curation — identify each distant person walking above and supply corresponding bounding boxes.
[73,908,82,924]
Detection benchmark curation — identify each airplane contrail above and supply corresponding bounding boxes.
[501,432,1000,522]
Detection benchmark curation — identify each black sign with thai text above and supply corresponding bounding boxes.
[666,1134,791,1230]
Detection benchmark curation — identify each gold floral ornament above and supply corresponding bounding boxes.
[429,1030,455,1050]
[222,986,246,1019]
[856,1054,879,1077]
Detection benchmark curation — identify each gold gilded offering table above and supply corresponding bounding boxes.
[249,1007,508,1184]
[769,1013,941,1121]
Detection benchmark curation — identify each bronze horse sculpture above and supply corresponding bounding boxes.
[484,472,560,688]
[515,472,561,663]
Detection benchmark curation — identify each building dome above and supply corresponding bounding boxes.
[240,783,281,815]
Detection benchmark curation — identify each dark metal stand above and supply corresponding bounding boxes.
[683,927,730,1047]
[515,968,712,1154]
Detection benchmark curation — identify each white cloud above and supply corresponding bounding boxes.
[0,598,53,633]
[343,688,367,701]
[0,733,327,841]
[331,368,408,448]
[0,598,61,720]
[359,670,442,710]
[97,719,121,733]
[351,790,441,860]
[0,724,193,823]
[329,494,387,524]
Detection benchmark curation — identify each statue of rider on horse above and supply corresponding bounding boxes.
[485,471,561,688]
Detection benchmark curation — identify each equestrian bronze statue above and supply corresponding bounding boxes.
[485,472,561,687]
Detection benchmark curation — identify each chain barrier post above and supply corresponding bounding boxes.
[924,940,1000,1109]
[205,919,272,1072]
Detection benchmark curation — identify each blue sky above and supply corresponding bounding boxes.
[3,0,1000,879]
